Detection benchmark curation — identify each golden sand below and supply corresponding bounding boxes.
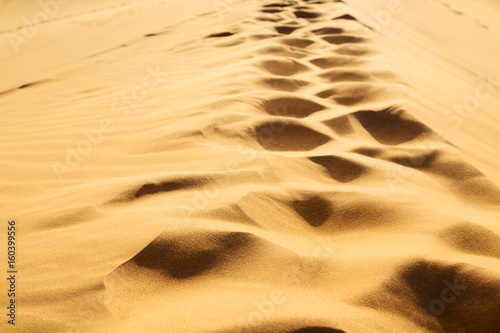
[1,0,500,332]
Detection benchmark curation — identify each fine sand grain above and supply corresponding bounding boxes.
[1,0,500,332]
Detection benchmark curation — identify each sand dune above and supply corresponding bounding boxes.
[1,0,500,332]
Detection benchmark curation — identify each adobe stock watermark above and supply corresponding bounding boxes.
[7,0,71,54]
[52,65,167,181]
[441,74,499,130]
[423,278,467,317]
[404,277,467,329]
[360,0,413,38]
[385,73,499,192]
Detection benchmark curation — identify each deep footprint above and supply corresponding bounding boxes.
[310,55,364,69]
[322,35,367,45]
[275,26,301,34]
[258,77,310,92]
[256,121,331,151]
[353,107,431,145]
[262,96,325,118]
[257,58,309,76]
[310,155,367,182]
[292,195,333,227]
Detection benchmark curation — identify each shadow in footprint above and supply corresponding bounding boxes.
[262,9,282,14]
[281,38,315,48]
[291,327,346,333]
[318,88,365,105]
[292,195,333,227]
[319,69,372,82]
[335,44,373,56]
[250,34,279,41]
[310,155,367,182]
[264,3,293,8]
[132,232,254,279]
[256,121,331,151]
[351,146,382,158]
[206,32,234,38]
[111,178,206,203]
[323,115,354,136]
[323,35,366,45]
[316,83,383,106]
[389,150,483,180]
[259,78,309,92]
[257,59,309,76]
[361,259,500,332]
[353,107,430,145]
[255,45,308,58]
[263,97,325,118]
[310,55,363,69]
[312,27,344,35]
[275,26,301,34]
[134,180,196,199]
[332,14,358,22]
[294,11,322,19]
[256,16,283,22]
[332,14,374,30]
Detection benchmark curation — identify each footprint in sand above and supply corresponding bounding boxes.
[255,121,331,151]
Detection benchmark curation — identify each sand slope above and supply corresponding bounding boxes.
[1,0,500,332]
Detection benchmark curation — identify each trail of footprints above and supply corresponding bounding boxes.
[106,0,500,331]
[201,0,497,199]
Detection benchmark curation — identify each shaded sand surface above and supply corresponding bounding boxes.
[1,0,500,332]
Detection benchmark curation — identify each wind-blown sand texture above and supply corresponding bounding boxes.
[1,0,500,332]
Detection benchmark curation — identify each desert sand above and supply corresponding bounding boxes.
[1,0,500,332]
